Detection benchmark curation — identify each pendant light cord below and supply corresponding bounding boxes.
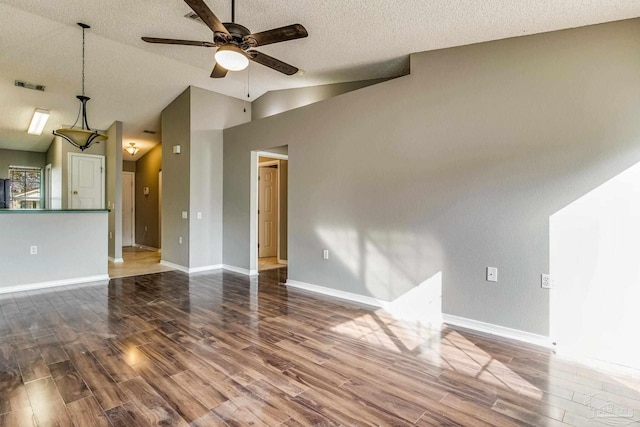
[81,25,86,97]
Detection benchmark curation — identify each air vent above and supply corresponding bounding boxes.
[143,130,157,135]
[184,12,207,26]
[15,80,46,92]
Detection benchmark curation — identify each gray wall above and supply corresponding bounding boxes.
[0,211,108,288]
[280,159,288,260]
[252,78,393,120]
[189,129,223,267]
[135,144,162,248]
[161,88,191,267]
[0,149,45,179]
[45,135,106,209]
[45,139,62,208]
[161,86,250,269]
[106,122,123,261]
[224,18,640,336]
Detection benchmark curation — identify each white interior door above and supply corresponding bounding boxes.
[258,165,278,257]
[122,172,135,246]
[69,153,104,209]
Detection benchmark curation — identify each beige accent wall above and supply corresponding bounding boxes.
[135,144,162,248]
[123,160,136,173]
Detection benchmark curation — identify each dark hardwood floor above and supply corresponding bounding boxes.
[1,268,639,426]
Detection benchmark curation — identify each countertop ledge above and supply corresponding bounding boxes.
[0,209,110,214]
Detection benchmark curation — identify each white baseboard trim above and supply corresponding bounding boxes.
[189,264,223,273]
[442,314,555,349]
[223,265,259,276]
[134,244,160,252]
[285,279,385,308]
[109,257,124,263]
[160,261,227,274]
[284,280,553,349]
[0,275,110,295]
[160,261,261,276]
[160,260,189,273]
[277,259,288,265]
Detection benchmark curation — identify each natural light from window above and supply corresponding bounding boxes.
[9,166,42,209]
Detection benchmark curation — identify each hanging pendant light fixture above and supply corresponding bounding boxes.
[125,142,139,156]
[53,23,106,151]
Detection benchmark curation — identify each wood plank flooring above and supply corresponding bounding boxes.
[1,268,640,426]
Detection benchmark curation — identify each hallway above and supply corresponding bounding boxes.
[108,247,174,279]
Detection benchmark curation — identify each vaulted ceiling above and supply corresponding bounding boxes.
[1,0,639,157]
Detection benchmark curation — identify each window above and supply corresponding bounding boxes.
[9,167,42,209]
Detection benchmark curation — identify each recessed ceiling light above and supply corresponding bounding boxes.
[27,109,50,135]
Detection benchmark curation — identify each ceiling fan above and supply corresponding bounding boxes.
[142,0,308,78]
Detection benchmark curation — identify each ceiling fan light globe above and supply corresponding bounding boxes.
[215,45,249,71]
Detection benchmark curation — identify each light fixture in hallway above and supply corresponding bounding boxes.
[125,142,139,156]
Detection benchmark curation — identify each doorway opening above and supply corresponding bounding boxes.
[251,149,288,273]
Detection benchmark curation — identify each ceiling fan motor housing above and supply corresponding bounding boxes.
[215,23,256,50]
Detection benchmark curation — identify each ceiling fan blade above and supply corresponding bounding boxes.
[184,0,229,34]
[245,24,308,47]
[247,50,299,75]
[211,63,228,78]
[142,37,215,47]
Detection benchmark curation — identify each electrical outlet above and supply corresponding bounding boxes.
[30,246,37,255]
[486,267,498,282]
[144,226,148,232]
[182,211,188,219]
[109,232,113,239]
[541,274,552,289]
[323,249,329,260]
[179,236,183,244]
[197,212,202,219]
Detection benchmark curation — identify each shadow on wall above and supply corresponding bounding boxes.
[316,225,443,324]
[550,161,640,369]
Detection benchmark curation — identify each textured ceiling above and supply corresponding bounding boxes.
[1,0,639,155]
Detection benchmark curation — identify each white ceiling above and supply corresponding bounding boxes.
[1,0,639,156]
